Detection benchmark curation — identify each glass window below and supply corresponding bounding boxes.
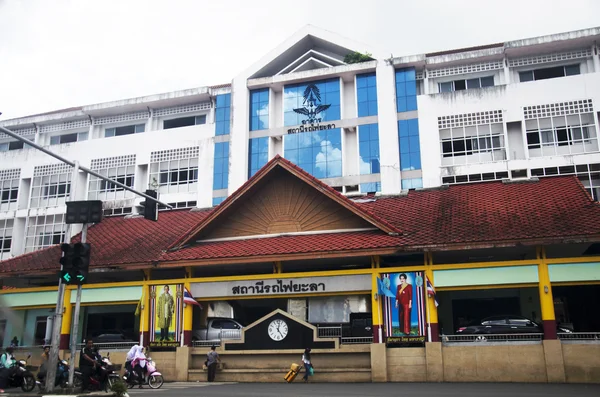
[105,124,145,138]
[284,128,342,179]
[215,94,231,136]
[401,178,423,190]
[213,142,229,189]
[439,82,453,93]
[396,68,418,112]
[212,197,226,206]
[283,78,340,126]
[248,137,269,178]
[163,115,206,129]
[356,73,378,117]
[358,124,380,175]
[520,64,580,82]
[250,89,269,131]
[398,119,421,171]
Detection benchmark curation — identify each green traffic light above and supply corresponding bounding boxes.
[77,275,85,281]
[63,274,71,282]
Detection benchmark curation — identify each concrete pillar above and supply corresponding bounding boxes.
[537,247,557,339]
[371,271,383,343]
[543,339,566,382]
[139,284,150,346]
[592,44,600,73]
[370,343,387,382]
[59,289,72,349]
[425,264,440,342]
[183,280,193,346]
[425,342,443,382]
[175,346,191,382]
[376,61,402,195]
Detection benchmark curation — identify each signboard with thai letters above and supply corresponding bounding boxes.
[190,274,371,298]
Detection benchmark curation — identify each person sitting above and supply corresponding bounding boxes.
[128,346,146,388]
[0,346,17,393]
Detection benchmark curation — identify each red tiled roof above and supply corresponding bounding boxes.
[1,175,599,275]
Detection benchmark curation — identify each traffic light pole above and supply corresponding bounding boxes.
[68,223,87,387]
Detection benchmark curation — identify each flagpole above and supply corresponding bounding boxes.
[426,294,432,343]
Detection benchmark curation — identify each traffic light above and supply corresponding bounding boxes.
[142,189,158,222]
[66,201,103,224]
[59,242,91,285]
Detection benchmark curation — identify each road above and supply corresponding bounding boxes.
[121,381,600,397]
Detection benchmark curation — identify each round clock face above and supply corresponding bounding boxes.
[267,319,288,341]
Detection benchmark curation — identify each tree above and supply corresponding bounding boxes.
[344,51,374,64]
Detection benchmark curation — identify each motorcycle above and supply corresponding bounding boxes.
[36,359,70,390]
[123,356,164,389]
[74,352,120,392]
[5,354,36,392]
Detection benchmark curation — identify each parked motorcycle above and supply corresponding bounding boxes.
[73,352,120,392]
[5,354,36,392]
[36,359,70,390]
[123,356,164,389]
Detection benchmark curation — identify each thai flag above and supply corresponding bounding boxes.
[183,287,201,307]
[426,276,439,307]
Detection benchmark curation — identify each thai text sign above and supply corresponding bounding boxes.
[190,274,370,298]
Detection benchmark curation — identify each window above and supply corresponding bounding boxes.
[250,89,269,131]
[104,124,145,138]
[163,115,206,130]
[150,158,198,194]
[284,129,342,179]
[103,207,133,217]
[0,179,18,211]
[525,112,598,157]
[283,78,340,126]
[519,64,580,82]
[213,142,229,190]
[395,68,417,112]
[248,137,269,178]
[360,182,381,194]
[89,165,135,201]
[442,171,509,185]
[356,73,378,117]
[24,214,65,252]
[531,163,600,201]
[0,139,33,151]
[439,76,494,92]
[440,121,506,166]
[401,178,423,190]
[0,219,13,259]
[215,94,231,136]
[30,172,71,208]
[359,124,380,175]
[212,197,226,206]
[398,119,421,171]
[50,131,88,145]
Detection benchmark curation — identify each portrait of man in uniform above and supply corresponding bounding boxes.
[395,273,413,335]
[157,285,175,341]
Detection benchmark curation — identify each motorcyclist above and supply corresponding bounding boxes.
[127,346,146,388]
[92,347,107,388]
[0,346,17,392]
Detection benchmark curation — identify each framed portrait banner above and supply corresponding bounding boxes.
[149,284,183,348]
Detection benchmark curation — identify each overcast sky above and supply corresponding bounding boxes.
[1,0,599,121]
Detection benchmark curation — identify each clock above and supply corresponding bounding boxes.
[267,319,288,341]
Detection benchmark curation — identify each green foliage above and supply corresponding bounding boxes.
[344,51,373,64]
[111,379,128,397]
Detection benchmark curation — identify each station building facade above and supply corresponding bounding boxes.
[0,26,600,383]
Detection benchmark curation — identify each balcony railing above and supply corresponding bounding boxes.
[558,332,600,342]
[442,333,543,344]
[341,336,373,345]
[76,341,137,351]
[317,326,342,338]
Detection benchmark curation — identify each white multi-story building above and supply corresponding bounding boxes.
[1,25,600,260]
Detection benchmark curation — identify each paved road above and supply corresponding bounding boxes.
[121,382,600,397]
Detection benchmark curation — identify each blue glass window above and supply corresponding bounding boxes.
[284,129,342,179]
[395,68,417,112]
[283,78,340,126]
[248,137,269,178]
[398,119,421,171]
[356,73,378,117]
[250,89,269,131]
[358,124,380,175]
[213,142,229,190]
[360,182,381,193]
[212,197,226,206]
[401,178,423,190]
[215,94,231,136]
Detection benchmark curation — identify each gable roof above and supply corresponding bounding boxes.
[170,155,401,248]
[242,25,385,80]
[1,176,600,276]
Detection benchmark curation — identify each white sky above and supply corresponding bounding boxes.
[1,0,599,120]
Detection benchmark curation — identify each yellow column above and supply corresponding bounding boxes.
[371,256,383,343]
[183,267,193,346]
[60,289,72,349]
[537,246,557,339]
[424,252,439,341]
[140,284,149,346]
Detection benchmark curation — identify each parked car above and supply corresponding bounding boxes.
[456,315,573,335]
[94,333,136,343]
[192,317,243,341]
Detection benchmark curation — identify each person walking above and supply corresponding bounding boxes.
[301,348,313,382]
[79,339,96,392]
[206,345,220,382]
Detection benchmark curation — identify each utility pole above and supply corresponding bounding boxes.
[0,124,173,392]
